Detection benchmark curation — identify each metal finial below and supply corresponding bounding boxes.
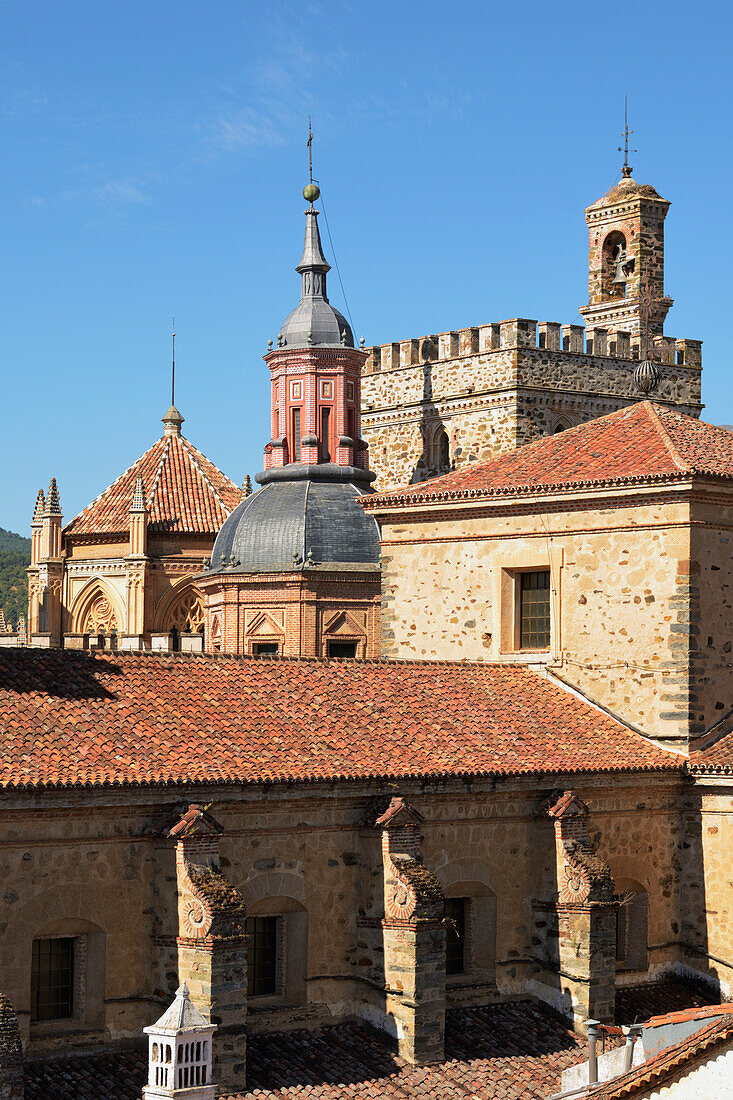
[171,317,176,407]
[303,117,320,203]
[617,95,636,178]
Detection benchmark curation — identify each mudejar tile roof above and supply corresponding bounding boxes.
[64,432,242,537]
[0,649,679,790]
[363,403,733,510]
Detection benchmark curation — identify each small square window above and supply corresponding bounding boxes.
[320,380,333,400]
[247,916,278,996]
[252,642,279,657]
[445,898,467,976]
[290,381,302,400]
[519,570,550,650]
[346,381,355,401]
[31,937,75,1022]
[327,641,357,659]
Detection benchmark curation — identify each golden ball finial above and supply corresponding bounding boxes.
[303,182,320,203]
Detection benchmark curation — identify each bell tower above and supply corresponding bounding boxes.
[580,166,673,349]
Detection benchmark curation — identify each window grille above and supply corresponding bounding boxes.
[252,642,279,657]
[247,916,278,996]
[519,570,550,649]
[31,937,74,1022]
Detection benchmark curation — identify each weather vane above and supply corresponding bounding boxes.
[303,117,320,204]
[618,95,636,178]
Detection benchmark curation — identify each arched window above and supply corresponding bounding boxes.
[83,594,119,638]
[602,230,631,299]
[433,429,450,470]
[30,919,106,1032]
[614,879,648,972]
[442,880,497,985]
[244,894,308,1004]
[163,585,205,650]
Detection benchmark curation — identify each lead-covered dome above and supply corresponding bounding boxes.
[207,466,379,574]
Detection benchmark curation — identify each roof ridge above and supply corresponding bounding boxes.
[594,1014,733,1099]
[65,436,166,530]
[177,435,238,512]
[146,435,172,509]
[643,401,689,473]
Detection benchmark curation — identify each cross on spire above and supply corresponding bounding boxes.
[307,116,314,184]
[618,95,637,178]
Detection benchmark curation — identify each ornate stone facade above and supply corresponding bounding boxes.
[27,409,241,653]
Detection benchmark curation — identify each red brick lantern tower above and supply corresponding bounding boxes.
[198,182,381,659]
[264,183,368,473]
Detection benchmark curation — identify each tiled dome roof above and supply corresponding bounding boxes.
[64,430,241,538]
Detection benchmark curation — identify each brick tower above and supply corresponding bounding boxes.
[198,182,381,658]
[579,163,673,348]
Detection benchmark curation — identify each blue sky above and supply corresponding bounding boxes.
[1,0,731,534]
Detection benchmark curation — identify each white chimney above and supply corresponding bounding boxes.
[143,981,216,1099]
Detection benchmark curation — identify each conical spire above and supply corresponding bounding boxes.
[45,479,61,516]
[32,490,45,524]
[276,183,354,350]
[296,190,330,301]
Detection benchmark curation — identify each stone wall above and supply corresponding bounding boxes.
[0,771,689,1056]
[360,322,702,492]
[376,487,718,749]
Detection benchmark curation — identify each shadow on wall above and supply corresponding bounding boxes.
[409,351,454,485]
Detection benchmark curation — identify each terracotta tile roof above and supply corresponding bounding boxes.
[615,980,720,1025]
[644,1003,733,1029]
[64,433,242,537]
[591,1013,733,1099]
[363,403,733,510]
[0,649,679,790]
[24,1002,584,1100]
[689,726,733,773]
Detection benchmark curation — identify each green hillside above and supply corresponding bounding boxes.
[0,530,30,628]
[0,527,30,554]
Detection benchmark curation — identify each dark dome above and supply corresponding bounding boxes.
[207,466,380,574]
[278,298,354,350]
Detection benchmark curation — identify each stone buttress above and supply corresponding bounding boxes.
[533,791,618,1029]
[375,797,446,1064]
[169,805,247,1096]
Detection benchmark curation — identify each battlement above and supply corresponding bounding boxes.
[364,319,702,374]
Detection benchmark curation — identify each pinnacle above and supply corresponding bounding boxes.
[130,476,146,512]
[45,479,62,516]
[32,489,45,523]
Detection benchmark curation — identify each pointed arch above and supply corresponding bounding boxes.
[69,578,125,635]
[154,580,204,634]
